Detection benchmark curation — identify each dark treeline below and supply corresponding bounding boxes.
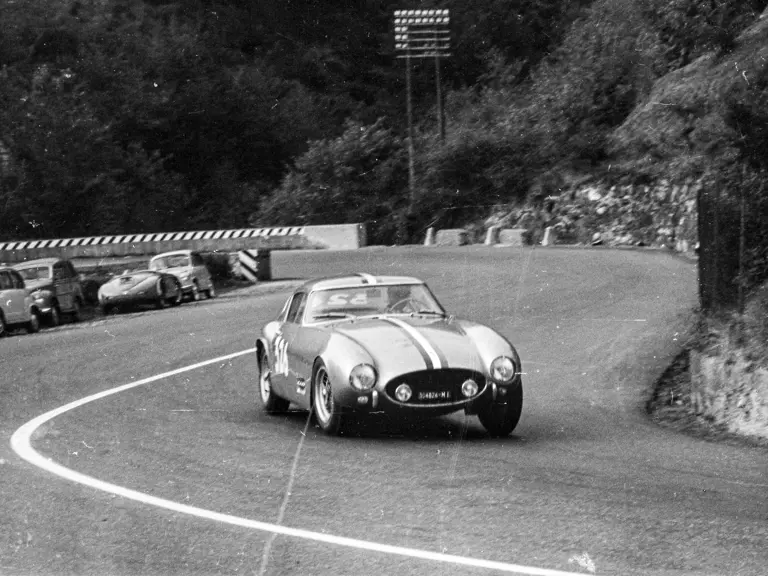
[1,0,767,253]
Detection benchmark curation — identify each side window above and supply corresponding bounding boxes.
[285,293,307,324]
[10,271,25,289]
[0,271,11,290]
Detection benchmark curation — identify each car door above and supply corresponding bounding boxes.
[271,292,307,403]
[0,270,25,324]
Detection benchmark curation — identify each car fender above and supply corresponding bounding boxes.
[316,332,376,407]
[458,320,522,381]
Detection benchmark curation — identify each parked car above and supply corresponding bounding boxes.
[255,274,524,437]
[148,250,215,301]
[0,265,41,336]
[97,270,183,314]
[13,258,85,326]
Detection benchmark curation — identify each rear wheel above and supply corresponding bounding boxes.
[190,282,201,302]
[0,313,6,337]
[258,350,290,414]
[206,284,216,299]
[312,361,345,435]
[48,305,61,327]
[70,299,82,322]
[27,309,40,334]
[478,383,523,437]
[170,281,183,306]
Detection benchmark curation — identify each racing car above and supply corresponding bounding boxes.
[256,274,523,436]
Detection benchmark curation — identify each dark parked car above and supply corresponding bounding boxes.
[97,270,184,314]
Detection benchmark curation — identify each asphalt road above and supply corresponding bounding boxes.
[2,246,767,576]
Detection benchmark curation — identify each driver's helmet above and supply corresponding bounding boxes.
[387,285,412,306]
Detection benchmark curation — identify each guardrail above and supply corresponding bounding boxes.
[0,223,367,263]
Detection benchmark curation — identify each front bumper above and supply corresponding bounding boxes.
[338,377,519,417]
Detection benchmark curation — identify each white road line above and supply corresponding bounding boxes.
[10,349,583,576]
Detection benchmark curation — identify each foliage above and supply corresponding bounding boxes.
[254,119,408,245]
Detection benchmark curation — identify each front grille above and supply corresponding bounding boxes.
[385,369,486,405]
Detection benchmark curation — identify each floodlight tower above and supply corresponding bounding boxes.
[394,9,451,208]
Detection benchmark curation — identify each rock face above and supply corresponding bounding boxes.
[500,178,700,252]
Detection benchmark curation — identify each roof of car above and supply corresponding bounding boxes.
[12,257,62,268]
[298,274,424,292]
[150,250,193,259]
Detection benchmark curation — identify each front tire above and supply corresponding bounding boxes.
[478,383,523,437]
[0,313,7,337]
[170,281,183,306]
[258,350,290,414]
[206,284,216,299]
[312,361,345,435]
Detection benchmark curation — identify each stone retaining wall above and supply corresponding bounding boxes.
[690,349,768,440]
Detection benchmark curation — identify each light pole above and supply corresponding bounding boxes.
[394,9,451,213]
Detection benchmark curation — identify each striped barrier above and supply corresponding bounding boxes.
[0,224,366,263]
[237,249,272,282]
[0,226,306,251]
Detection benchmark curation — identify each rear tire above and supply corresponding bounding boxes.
[258,350,290,414]
[27,309,41,333]
[206,284,216,299]
[190,282,201,302]
[312,361,346,435]
[0,313,7,337]
[48,305,61,327]
[70,299,82,322]
[478,383,523,437]
[170,281,183,306]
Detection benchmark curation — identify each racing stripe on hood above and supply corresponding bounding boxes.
[383,317,443,369]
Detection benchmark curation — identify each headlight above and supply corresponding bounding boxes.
[349,363,377,391]
[490,356,516,383]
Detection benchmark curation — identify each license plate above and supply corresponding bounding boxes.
[418,390,451,401]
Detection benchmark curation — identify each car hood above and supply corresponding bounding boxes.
[100,271,157,294]
[24,279,53,292]
[330,315,484,373]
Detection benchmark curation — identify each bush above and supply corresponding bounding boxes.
[200,252,235,282]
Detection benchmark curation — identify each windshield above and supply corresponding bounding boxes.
[150,255,189,270]
[16,266,51,281]
[305,283,444,323]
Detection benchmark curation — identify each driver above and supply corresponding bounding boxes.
[387,285,416,312]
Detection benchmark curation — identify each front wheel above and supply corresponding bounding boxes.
[205,283,216,299]
[312,362,345,435]
[478,383,523,437]
[258,350,290,414]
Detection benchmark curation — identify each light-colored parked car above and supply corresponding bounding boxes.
[148,250,215,301]
[0,265,41,336]
[13,258,85,326]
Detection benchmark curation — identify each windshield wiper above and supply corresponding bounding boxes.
[312,313,353,320]
[414,310,446,316]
